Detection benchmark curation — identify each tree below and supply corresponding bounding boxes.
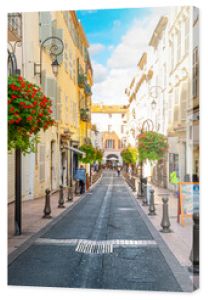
[138,131,168,162]
[95,148,103,164]
[8,75,55,153]
[121,147,138,165]
[78,144,96,164]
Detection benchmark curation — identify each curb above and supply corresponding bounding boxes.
[8,174,103,266]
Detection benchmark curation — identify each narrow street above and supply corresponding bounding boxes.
[8,171,192,292]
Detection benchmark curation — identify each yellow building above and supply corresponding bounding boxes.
[8,10,93,202]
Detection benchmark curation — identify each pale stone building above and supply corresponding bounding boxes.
[91,104,128,166]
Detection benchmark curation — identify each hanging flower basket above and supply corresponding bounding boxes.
[8,75,55,153]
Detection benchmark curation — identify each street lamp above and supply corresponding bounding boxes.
[151,99,157,110]
[51,58,59,76]
[34,36,64,84]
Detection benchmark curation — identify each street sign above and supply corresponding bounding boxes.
[178,182,199,225]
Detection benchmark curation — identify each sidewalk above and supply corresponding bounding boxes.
[131,183,193,268]
[127,180,199,289]
[8,190,81,255]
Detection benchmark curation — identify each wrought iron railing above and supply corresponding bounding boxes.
[80,108,91,122]
[85,83,92,96]
[8,13,22,40]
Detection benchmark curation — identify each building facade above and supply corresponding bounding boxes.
[125,6,199,189]
[91,104,128,166]
[8,11,93,203]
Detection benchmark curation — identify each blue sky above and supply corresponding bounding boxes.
[76,7,168,104]
[77,8,151,65]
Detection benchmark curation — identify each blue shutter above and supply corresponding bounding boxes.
[39,12,52,44]
[54,28,64,64]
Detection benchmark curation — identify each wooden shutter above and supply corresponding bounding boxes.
[56,87,61,121]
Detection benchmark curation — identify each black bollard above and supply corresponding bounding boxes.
[148,189,156,216]
[160,197,172,233]
[142,183,148,206]
[132,178,136,192]
[58,185,65,208]
[43,189,52,218]
[67,186,73,202]
[189,212,199,274]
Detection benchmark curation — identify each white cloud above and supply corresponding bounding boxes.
[91,61,108,83]
[91,7,170,105]
[89,43,106,55]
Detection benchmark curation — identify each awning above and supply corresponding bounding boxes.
[63,146,86,157]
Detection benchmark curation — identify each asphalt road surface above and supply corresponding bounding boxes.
[8,171,193,292]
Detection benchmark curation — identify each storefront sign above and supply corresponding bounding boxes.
[179,182,199,225]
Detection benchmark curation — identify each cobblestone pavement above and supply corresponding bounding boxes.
[8,171,194,292]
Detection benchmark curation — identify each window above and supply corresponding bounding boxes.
[184,18,190,54]
[121,125,124,134]
[193,47,199,98]
[65,96,69,124]
[108,125,112,132]
[170,40,174,71]
[64,43,69,73]
[163,64,167,88]
[175,87,179,105]
[106,139,114,149]
[189,125,193,140]
[177,27,181,62]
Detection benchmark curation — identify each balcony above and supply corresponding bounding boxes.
[78,73,86,88]
[80,108,91,122]
[84,84,92,96]
[8,13,22,42]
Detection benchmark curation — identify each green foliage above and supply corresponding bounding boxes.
[138,131,168,162]
[8,75,55,153]
[79,144,96,164]
[170,171,180,184]
[95,148,103,163]
[121,147,138,165]
[79,144,103,165]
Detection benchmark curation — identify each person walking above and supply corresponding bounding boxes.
[117,166,121,177]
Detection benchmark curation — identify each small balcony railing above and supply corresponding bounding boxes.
[80,108,91,122]
[78,73,86,88]
[8,13,22,41]
[84,84,92,96]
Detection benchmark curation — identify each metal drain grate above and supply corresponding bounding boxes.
[75,240,113,254]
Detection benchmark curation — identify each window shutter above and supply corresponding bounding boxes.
[39,12,52,44]
[180,83,187,121]
[46,78,57,119]
[41,70,46,93]
[54,28,64,64]
[174,106,179,123]
[57,87,61,121]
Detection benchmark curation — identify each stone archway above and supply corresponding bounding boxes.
[106,154,119,169]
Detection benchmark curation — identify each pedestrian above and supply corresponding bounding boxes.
[117,166,121,176]
[128,165,132,178]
